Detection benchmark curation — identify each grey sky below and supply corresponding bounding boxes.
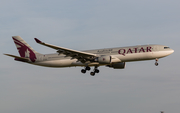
[0,0,180,113]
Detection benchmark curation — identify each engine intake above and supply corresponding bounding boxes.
[107,62,126,69]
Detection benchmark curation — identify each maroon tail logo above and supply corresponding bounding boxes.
[13,38,37,62]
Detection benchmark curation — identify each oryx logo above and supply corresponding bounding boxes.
[13,38,37,62]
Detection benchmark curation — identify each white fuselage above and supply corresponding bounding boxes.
[5,36,174,75]
[30,44,174,67]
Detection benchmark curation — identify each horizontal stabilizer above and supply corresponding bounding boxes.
[4,54,29,62]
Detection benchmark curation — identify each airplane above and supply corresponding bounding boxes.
[4,36,174,76]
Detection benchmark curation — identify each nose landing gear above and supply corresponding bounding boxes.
[155,58,159,66]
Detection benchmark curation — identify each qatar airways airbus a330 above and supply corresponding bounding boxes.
[5,36,174,76]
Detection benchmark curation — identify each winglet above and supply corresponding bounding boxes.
[34,38,42,43]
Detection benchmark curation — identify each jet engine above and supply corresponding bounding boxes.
[97,55,111,64]
[107,62,126,69]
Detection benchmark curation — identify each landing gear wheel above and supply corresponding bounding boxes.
[155,62,158,66]
[90,72,95,76]
[85,66,91,71]
[81,69,86,73]
[94,69,99,73]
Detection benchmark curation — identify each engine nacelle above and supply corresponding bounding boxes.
[97,55,111,64]
[107,62,126,69]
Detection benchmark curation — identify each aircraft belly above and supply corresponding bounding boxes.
[34,59,75,67]
[151,50,173,58]
[71,61,100,67]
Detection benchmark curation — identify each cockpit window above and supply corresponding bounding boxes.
[164,47,170,49]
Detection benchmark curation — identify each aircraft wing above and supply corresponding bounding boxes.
[4,54,29,62]
[34,38,97,63]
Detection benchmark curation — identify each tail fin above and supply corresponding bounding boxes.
[12,36,40,62]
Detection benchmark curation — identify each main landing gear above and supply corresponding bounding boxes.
[90,66,99,76]
[81,66,99,76]
[81,66,91,73]
[155,58,159,66]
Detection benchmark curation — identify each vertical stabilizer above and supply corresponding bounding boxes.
[12,36,39,62]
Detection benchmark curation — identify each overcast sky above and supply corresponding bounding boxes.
[0,0,180,113]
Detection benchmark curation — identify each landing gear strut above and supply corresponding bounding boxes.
[155,58,159,66]
[90,66,99,76]
[81,66,91,74]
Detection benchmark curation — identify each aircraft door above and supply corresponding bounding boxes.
[153,45,159,51]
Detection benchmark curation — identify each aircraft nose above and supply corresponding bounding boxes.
[170,49,174,54]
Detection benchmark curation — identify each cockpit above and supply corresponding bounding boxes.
[164,47,170,49]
